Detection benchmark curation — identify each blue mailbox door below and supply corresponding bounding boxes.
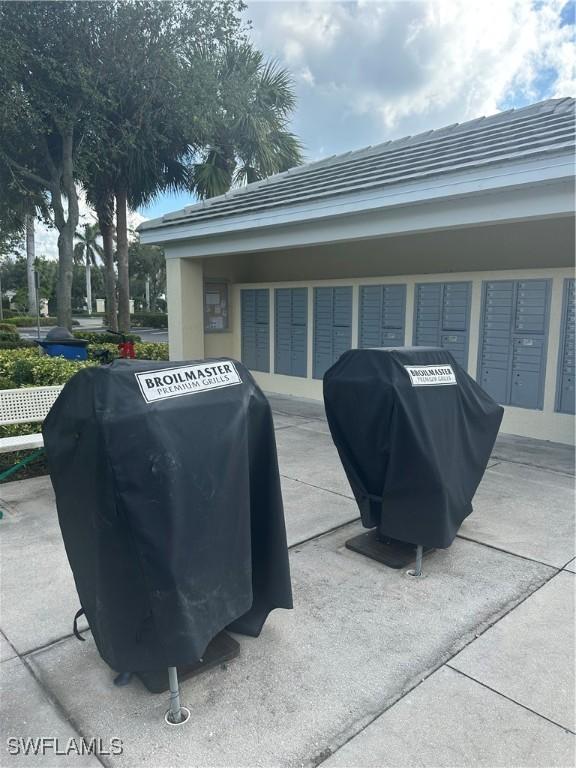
[414,282,471,369]
[275,288,308,377]
[313,287,352,379]
[556,278,575,414]
[359,284,406,348]
[478,279,551,409]
[241,289,270,372]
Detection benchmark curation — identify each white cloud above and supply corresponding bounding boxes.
[247,0,575,160]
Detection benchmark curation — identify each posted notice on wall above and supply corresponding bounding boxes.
[404,364,457,387]
[135,361,242,403]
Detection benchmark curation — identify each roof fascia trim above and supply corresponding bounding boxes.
[140,154,573,247]
[159,180,574,260]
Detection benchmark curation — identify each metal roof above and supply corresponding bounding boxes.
[140,97,575,234]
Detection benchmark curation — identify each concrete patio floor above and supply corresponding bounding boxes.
[0,393,574,767]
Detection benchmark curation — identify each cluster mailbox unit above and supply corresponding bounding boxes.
[43,358,292,723]
[324,347,504,573]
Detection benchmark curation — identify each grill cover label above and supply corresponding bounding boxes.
[135,361,242,403]
[404,364,457,387]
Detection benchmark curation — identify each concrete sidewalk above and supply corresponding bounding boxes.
[0,394,574,767]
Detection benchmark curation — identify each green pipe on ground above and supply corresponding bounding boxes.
[0,447,45,485]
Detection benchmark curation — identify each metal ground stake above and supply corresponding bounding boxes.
[406,544,424,578]
[414,544,423,577]
[167,666,182,723]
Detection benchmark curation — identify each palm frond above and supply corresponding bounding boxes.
[233,163,262,186]
[190,148,235,199]
[255,60,297,117]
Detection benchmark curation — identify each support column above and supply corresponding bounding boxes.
[166,257,205,361]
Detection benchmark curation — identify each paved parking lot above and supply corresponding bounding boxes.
[0,393,574,767]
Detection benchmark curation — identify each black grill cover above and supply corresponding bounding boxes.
[43,358,292,672]
[323,348,503,549]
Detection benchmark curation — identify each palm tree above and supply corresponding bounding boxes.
[74,222,103,315]
[84,182,118,330]
[93,191,118,331]
[120,47,301,332]
[191,45,303,199]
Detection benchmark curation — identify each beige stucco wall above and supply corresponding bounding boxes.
[165,220,575,444]
[165,258,205,360]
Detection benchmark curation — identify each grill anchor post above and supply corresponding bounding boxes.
[165,667,190,725]
[407,544,424,578]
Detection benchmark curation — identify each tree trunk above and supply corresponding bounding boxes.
[86,260,92,315]
[56,224,75,329]
[95,194,118,331]
[25,213,37,317]
[8,127,77,328]
[55,129,79,330]
[115,187,130,334]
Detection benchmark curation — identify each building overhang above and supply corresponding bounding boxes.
[139,153,574,259]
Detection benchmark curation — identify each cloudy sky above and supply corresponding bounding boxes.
[140,0,574,219]
[35,0,574,256]
[248,0,574,153]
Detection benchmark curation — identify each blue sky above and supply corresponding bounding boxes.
[139,0,574,221]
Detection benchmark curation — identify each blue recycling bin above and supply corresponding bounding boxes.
[36,327,88,360]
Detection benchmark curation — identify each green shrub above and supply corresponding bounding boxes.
[73,331,142,344]
[0,322,20,343]
[0,421,43,439]
[0,348,34,388]
[0,349,97,481]
[133,342,169,360]
[87,342,169,361]
[0,340,35,350]
[0,348,96,389]
[0,342,168,391]
[4,316,56,327]
[131,312,168,329]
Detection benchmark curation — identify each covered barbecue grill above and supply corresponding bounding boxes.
[43,357,292,701]
[323,347,503,566]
